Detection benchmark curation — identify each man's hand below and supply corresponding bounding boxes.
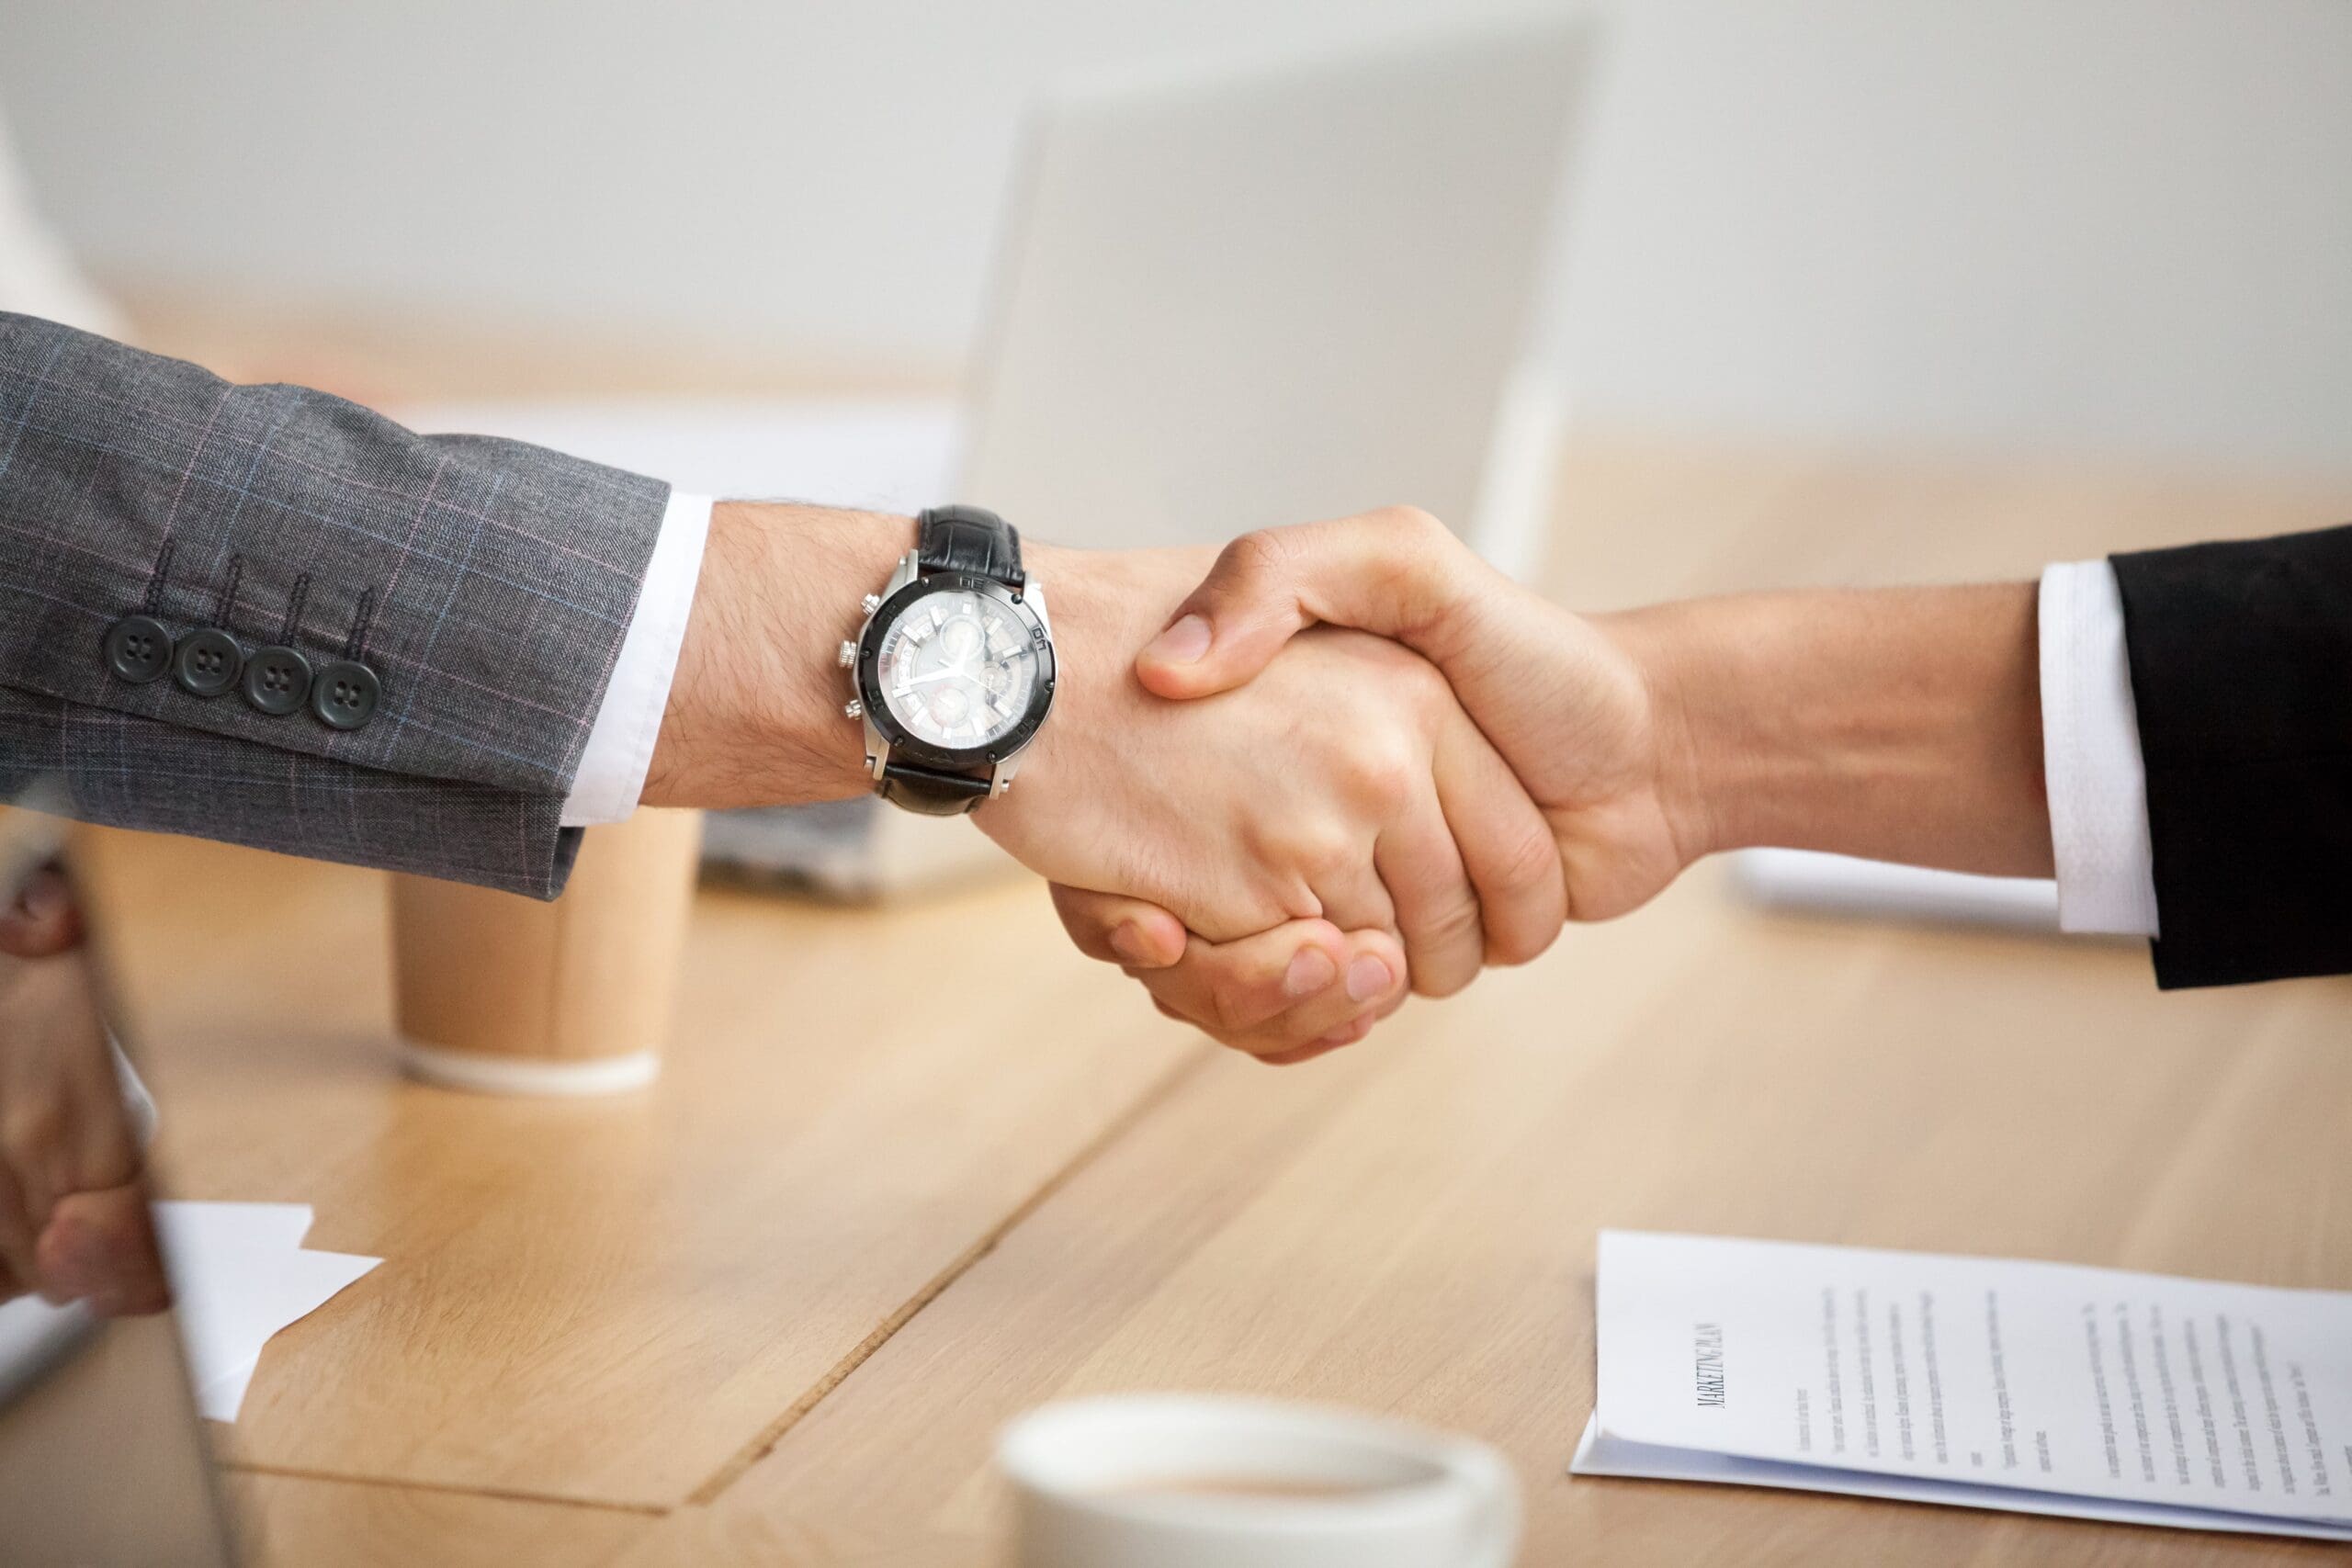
[0,867,169,1316]
[1050,893,1412,1065]
[988,542,1566,1016]
[1055,507,2048,1056]
[1126,510,1694,920]
[1052,508,1688,1058]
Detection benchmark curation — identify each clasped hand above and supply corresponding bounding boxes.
[1006,508,1706,1064]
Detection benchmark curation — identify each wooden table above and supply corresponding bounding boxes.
[80,436,2352,1566]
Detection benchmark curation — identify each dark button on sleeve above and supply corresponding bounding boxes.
[310,660,381,731]
[172,627,244,698]
[103,615,175,684]
[242,646,313,716]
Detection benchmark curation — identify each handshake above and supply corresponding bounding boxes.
[650,501,2054,1066]
[996,506,1684,1066]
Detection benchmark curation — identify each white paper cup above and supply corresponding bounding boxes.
[998,1394,1521,1568]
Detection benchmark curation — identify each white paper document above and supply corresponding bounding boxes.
[0,1201,378,1425]
[1574,1231,2352,1541]
[153,1201,379,1423]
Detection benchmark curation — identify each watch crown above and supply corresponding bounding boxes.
[860,593,883,616]
[837,639,857,668]
[843,699,864,719]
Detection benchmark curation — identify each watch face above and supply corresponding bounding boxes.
[872,584,1045,753]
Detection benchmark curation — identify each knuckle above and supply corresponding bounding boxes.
[1281,820,1361,883]
[1396,655,1453,712]
[1342,638,1450,716]
[1218,527,1293,586]
[1486,921,1554,970]
[1373,504,1445,547]
[1362,508,1468,633]
[1202,976,1259,1037]
[1344,745,1425,816]
[1148,967,1259,1043]
[2,1103,64,1159]
[1424,889,1486,949]
[1416,966,1473,1000]
[1048,882,1105,931]
[1411,907,1484,998]
[1493,824,1565,901]
[1483,836,1567,965]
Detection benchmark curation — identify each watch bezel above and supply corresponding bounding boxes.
[855,571,1057,771]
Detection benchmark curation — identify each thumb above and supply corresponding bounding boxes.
[1049,884,1189,970]
[0,867,82,960]
[1136,508,1476,701]
[37,1184,170,1317]
[1136,531,1317,701]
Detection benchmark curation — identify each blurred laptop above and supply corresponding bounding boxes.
[0,799,241,1566]
[0,93,128,340]
[959,18,1589,569]
[1,108,260,1565]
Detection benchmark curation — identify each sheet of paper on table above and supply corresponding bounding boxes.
[0,1063,379,1422]
[0,1201,377,1426]
[153,1201,379,1423]
[1574,1230,2352,1541]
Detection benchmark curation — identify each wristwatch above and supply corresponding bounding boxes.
[841,505,1057,815]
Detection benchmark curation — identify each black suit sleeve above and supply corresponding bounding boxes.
[2110,524,2352,987]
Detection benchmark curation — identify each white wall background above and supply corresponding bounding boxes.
[2,0,2346,478]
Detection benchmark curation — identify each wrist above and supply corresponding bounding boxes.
[1604,584,2049,876]
[977,541,1215,839]
[643,502,914,809]
[978,546,1122,805]
[1598,602,1738,871]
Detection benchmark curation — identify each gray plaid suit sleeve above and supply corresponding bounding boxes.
[0,311,670,897]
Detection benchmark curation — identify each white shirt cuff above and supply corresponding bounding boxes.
[2038,558,2161,937]
[560,491,713,827]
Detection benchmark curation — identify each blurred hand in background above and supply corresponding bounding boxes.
[0,866,168,1316]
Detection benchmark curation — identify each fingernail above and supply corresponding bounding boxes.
[1147,614,1212,665]
[1108,922,1155,964]
[1283,947,1338,998]
[1319,1017,1372,1047]
[1345,954,1393,1002]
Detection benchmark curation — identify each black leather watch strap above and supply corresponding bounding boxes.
[915,504,1024,590]
[876,761,991,816]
